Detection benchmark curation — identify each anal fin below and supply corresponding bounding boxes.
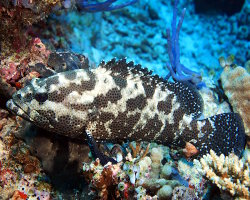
[84,130,117,165]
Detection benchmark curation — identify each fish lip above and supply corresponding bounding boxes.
[6,98,31,122]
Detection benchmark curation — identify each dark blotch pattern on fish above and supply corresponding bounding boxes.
[126,94,147,111]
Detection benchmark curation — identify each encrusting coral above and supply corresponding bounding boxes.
[220,64,250,139]
[194,150,250,199]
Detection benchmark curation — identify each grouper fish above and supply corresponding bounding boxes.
[6,59,246,158]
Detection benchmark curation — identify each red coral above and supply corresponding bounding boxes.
[18,191,28,199]
[0,62,20,84]
[11,190,28,200]
[30,38,50,62]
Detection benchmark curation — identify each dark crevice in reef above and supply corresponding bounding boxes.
[15,123,91,193]
[194,0,245,16]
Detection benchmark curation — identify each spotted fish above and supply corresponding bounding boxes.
[6,59,246,157]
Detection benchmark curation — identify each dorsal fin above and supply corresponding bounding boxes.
[99,58,151,77]
[99,58,167,86]
[99,58,203,118]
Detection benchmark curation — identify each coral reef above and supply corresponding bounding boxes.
[0,108,52,199]
[0,0,140,55]
[0,38,50,102]
[0,38,89,103]
[82,143,202,199]
[194,150,250,199]
[220,64,250,138]
[177,158,207,196]
[0,0,62,55]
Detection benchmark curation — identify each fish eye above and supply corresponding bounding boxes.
[34,92,48,103]
[25,93,33,102]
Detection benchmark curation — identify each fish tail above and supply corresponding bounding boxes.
[182,113,246,157]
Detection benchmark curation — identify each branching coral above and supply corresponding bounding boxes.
[194,150,250,199]
[165,0,201,84]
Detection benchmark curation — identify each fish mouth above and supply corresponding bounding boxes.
[6,98,34,123]
[6,83,39,123]
[6,93,52,131]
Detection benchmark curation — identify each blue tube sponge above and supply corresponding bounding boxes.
[76,0,138,12]
[165,0,202,85]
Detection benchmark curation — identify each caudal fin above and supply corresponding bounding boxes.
[182,113,246,157]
